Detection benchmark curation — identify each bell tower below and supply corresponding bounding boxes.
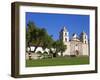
[80,32,88,44]
[59,26,69,44]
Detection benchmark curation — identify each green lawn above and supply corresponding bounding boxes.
[26,56,89,67]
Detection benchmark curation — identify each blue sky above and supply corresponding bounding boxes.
[26,12,90,40]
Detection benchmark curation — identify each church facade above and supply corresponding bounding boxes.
[59,27,89,56]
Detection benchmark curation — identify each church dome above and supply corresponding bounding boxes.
[72,33,78,38]
[71,33,80,41]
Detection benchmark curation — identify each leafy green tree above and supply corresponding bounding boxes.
[42,35,53,50]
[32,28,47,53]
[52,40,67,57]
[26,21,36,52]
[26,21,54,53]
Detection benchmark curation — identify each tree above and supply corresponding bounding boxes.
[32,28,47,53]
[26,21,36,52]
[26,21,54,53]
[42,35,53,50]
[52,40,67,57]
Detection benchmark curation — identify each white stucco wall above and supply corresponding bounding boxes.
[63,42,70,56]
[82,44,89,55]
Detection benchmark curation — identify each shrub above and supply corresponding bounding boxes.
[36,51,42,55]
[43,51,49,59]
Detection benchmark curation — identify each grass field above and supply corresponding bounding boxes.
[26,56,89,67]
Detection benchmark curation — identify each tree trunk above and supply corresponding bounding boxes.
[33,41,41,53]
[61,52,63,56]
[33,46,38,53]
[29,46,31,52]
[53,53,57,57]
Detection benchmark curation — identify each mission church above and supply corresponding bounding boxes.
[26,26,89,59]
[59,26,89,56]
